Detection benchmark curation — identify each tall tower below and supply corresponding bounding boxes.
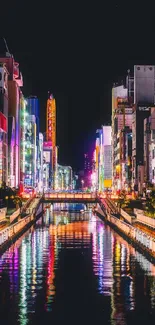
[46,94,57,188]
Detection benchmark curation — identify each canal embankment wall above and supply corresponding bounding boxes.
[96,204,155,263]
[0,198,43,255]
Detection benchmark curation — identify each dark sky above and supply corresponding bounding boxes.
[1,1,155,170]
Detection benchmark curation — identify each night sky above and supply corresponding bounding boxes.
[1,1,155,170]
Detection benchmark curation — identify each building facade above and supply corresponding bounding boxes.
[132,66,154,193]
[111,66,155,194]
[0,63,8,186]
[95,126,112,192]
[112,85,132,193]
[57,165,73,190]
[38,133,43,193]
[144,107,155,186]
[43,140,52,191]
[0,50,23,188]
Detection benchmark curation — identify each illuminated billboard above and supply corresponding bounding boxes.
[43,141,52,150]
[43,151,51,163]
[43,141,52,164]
[46,94,56,146]
[0,112,7,132]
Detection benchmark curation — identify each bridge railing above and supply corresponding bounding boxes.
[44,193,96,200]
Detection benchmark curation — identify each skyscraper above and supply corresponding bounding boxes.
[112,85,132,193]
[132,66,153,192]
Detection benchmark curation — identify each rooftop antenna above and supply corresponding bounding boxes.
[2,38,12,57]
[3,38,10,53]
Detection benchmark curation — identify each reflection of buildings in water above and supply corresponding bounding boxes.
[48,210,92,248]
[98,225,104,292]
[0,248,17,292]
[50,208,91,225]
[9,227,34,253]
[91,220,98,262]
[134,251,155,310]
[19,242,28,325]
[111,230,155,316]
[48,207,90,225]
[56,221,91,249]
[45,216,91,309]
[92,221,113,295]
[46,226,58,311]
[31,231,37,294]
[111,240,127,324]
[150,278,155,309]
[111,234,136,324]
[88,214,96,234]
[92,223,138,324]
[135,251,155,275]
[102,227,113,296]
[1,210,155,322]
[0,227,34,300]
[18,227,49,323]
[52,203,85,211]
[4,248,19,297]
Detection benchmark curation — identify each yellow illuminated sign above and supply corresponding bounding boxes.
[104,180,112,188]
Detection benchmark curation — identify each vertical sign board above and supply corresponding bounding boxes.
[51,98,56,170]
[46,95,56,174]
[46,98,53,142]
[46,97,56,142]
[51,98,56,147]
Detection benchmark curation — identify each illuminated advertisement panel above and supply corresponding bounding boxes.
[46,99,52,141]
[43,151,51,163]
[46,95,56,145]
[0,112,7,132]
[43,141,52,150]
[46,95,57,174]
[43,141,52,164]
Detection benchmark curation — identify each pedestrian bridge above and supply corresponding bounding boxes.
[42,192,97,203]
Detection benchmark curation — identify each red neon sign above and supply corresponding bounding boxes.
[0,112,7,132]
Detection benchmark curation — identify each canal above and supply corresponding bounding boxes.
[0,204,155,325]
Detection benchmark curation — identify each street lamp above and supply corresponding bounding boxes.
[5,196,8,211]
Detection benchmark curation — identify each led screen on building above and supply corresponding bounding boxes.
[43,151,51,163]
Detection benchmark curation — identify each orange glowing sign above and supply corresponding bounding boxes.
[46,95,56,146]
[46,95,57,172]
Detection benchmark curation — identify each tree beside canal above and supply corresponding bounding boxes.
[0,182,22,209]
[145,189,155,218]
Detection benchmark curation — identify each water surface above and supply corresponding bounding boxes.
[0,204,155,324]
